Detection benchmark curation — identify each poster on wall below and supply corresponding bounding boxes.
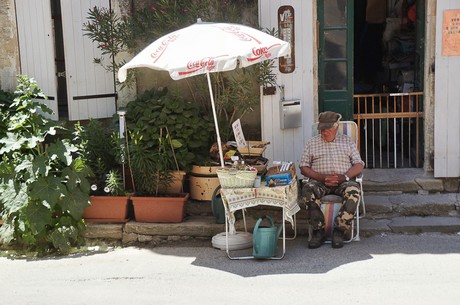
[278,5,295,73]
[442,10,460,56]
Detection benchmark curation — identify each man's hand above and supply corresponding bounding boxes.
[324,174,339,187]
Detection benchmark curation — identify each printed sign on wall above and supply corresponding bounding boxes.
[278,5,295,73]
[442,10,460,56]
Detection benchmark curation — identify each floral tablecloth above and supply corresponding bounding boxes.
[220,178,300,234]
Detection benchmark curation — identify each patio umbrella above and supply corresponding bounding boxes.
[118,20,291,167]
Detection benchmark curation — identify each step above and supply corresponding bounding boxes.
[364,193,460,218]
[82,168,460,245]
[360,217,460,236]
[185,193,460,219]
[82,214,460,246]
[362,168,458,193]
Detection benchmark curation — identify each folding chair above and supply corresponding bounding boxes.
[303,121,366,242]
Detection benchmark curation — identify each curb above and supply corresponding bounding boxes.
[83,215,460,245]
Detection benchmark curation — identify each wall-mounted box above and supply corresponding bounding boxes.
[280,99,301,129]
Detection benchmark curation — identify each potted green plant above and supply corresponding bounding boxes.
[128,127,189,223]
[125,88,213,173]
[125,88,213,222]
[83,170,130,223]
[73,119,130,223]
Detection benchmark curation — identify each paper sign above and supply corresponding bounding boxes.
[232,119,247,147]
[442,10,460,56]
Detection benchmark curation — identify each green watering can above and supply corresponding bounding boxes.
[211,185,226,224]
[253,216,282,259]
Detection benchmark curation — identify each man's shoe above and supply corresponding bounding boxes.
[331,229,344,249]
[308,229,325,249]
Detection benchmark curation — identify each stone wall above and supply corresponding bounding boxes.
[0,0,20,91]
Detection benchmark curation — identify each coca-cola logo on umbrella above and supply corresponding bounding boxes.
[247,45,280,62]
[219,25,258,43]
[150,34,178,63]
[179,56,227,76]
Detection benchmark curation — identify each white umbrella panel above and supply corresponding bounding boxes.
[118,20,291,167]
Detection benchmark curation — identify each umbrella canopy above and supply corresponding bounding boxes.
[118,20,291,167]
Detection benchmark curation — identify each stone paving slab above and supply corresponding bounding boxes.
[360,218,393,236]
[364,193,460,217]
[82,215,460,243]
[124,216,224,237]
[82,223,124,240]
[388,216,460,233]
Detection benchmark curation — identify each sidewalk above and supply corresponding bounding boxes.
[83,168,460,246]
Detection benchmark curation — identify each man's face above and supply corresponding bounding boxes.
[320,126,338,142]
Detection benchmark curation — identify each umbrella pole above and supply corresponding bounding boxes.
[206,72,225,168]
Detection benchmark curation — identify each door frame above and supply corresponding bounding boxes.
[317,0,354,120]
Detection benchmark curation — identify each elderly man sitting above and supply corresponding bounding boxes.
[299,111,364,249]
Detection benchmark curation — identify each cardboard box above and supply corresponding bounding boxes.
[265,164,296,186]
[237,141,269,156]
[266,164,296,177]
[266,172,292,186]
[233,119,269,156]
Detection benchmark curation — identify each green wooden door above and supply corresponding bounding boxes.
[317,0,354,119]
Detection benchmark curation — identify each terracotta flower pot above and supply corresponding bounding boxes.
[83,196,130,223]
[157,170,186,194]
[132,193,189,223]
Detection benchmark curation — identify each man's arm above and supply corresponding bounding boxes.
[301,162,364,187]
[300,166,326,183]
[337,163,364,184]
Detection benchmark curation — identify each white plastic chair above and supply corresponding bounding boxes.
[303,121,366,242]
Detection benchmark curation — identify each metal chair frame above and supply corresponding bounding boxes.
[303,121,366,242]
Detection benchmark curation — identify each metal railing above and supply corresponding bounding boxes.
[353,92,424,168]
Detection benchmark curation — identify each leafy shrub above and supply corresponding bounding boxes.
[72,119,119,193]
[0,75,92,255]
[125,88,214,173]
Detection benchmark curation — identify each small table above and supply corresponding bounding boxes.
[220,178,300,259]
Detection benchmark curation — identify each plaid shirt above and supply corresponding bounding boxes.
[299,134,364,175]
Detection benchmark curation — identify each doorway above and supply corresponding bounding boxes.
[353,0,425,168]
[15,0,117,121]
[51,0,68,119]
[317,0,425,168]
[354,0,423,94]
[317,0,354,120]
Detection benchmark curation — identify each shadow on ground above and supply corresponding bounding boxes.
[148,232,460,277]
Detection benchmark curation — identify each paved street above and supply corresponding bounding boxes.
[1,232,460,305]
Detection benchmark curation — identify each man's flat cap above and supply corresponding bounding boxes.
[317,111,342,130]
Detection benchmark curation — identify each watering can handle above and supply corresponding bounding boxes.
[211,185,222,215]
[253,217,262,255]
[266,215,274,226]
